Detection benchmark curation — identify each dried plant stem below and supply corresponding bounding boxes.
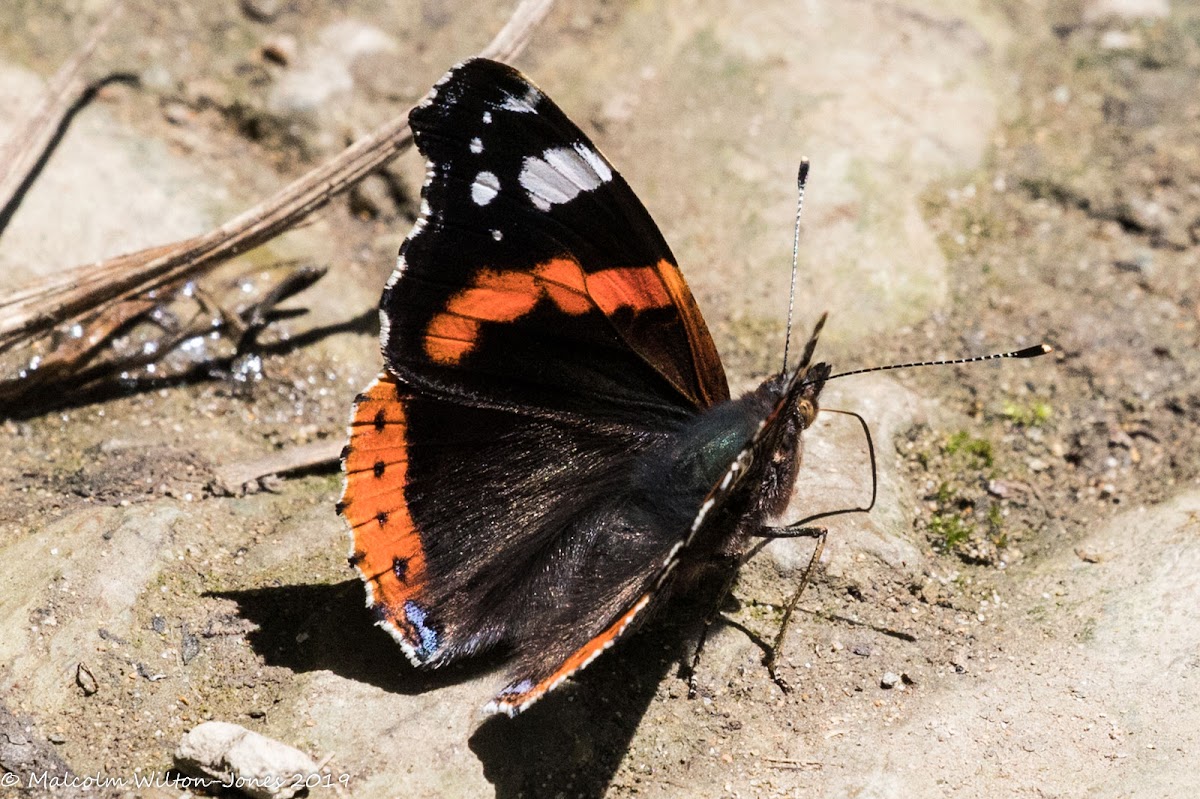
[211,439,345,495]
[0,0,557,355]
[0,0,125,213]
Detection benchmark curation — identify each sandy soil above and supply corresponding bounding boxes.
[1,0,1198,797]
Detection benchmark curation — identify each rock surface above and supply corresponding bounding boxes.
[1,1,1198,797]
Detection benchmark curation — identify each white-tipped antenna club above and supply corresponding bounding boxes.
[781,158,811,375]
[824,343,1052,383]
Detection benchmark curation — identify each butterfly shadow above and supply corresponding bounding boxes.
[207,580,503,695]
[213,580,717,798]
[467,595,723,799]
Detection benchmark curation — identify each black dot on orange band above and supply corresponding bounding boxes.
[334,501,347,515]
[376,511,389,525]
[374,409,387,430]
[373,460,386,478]
[347,551,364,566]
[392,556,408,582]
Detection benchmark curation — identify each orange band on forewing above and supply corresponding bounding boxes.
[424,315,481,365]
[424,270,540,365]
[422,258,679,366]
[534,258,588,293]
[341,374,428,639]
[584,262,674,314]
[450,270,541,320]
[536,259,592,315]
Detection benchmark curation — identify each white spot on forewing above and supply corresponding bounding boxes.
[482,111,492,124]
[470,137,483,154]
[491,229,503,241]
[471,171,500,206]
[576,144,613,182]
[519,144,613,210]
[500,85,541,113]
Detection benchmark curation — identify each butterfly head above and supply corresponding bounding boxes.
[793,360,830,430]
[741,310,830,519]
[784,311,830,427]
[741,358,830,524]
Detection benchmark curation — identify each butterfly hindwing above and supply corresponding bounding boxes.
[342,372,677,667]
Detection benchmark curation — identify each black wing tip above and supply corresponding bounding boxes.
[410,58,530,130]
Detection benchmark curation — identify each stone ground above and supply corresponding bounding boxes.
[1,0,1199,797]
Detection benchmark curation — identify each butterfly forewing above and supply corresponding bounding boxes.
[383,58,729,422]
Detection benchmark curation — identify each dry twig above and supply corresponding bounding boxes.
[0,0,557,381]
[211,439,345,496]
[0,0,125,217]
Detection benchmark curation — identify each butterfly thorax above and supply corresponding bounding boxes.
[638,363,830,571]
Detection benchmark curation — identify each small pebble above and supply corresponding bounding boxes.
[241,0,281,22]
[881,672,901,689]
[76,663,99,696]
[1075,546,1114,563]
[986,479,1011,498]
[261,34,297,67]
[176,721,318,799]
[163,102,193,125]
[181,625,200,664]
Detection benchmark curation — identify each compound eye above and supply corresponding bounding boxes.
[797,398,816,427]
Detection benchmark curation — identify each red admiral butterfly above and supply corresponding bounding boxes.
[338,58,1046,717]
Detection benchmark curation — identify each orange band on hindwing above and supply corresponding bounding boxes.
[340,373,439,663]
[484,592,653,717]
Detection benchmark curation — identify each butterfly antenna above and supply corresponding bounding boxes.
[795,312,827,373]
[781,158,811,375]
[823,343,1052,383]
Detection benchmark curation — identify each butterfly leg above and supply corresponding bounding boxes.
[755,524,827,691]
[685,566,741,699]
